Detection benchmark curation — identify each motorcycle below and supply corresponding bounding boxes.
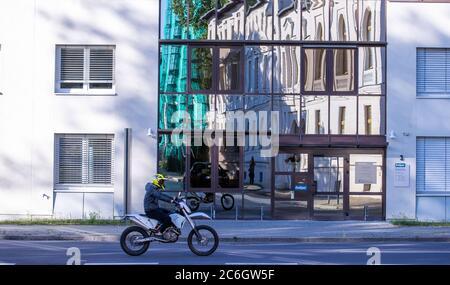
[187,192,234,212]
[120,193,219,257]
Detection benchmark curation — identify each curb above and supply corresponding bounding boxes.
[2,235,450,242]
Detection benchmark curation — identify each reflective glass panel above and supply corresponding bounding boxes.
[314,156,344,193]
[190,142,212,188]
[274,46,301,93]
[275,153,308,173]
[273,96,301,135]
[215,95,243,130]
[330,0,358,41]
[359,47,385,94]
[218,145,240,188]
[189,0,217,40]
[349,195,382,219]
[349,154,383,193]
[160,0,188,40]
[329,96,357,135]
[333,49,355,92]
[301,96,328,135]
[160,45,187,93]
[303,48,326,92]
[158,134,186,191]
[219,47,242,92]
[245,0,272,40]
[273,0,301,41]
[245,46,272,94]
[244,95,271,133]
[187,95,215,130]
[190,47,213,91]
[217,0,245,40]
[159,95,187,130]
[358,96,385,135]
[301,0,330,41]
[358,0,386,42]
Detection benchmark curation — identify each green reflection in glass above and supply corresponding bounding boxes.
[159,95,187,130]
[191,47,213,91]
[160,45,187,93]
[161,0,188,40]
[188,95,213,130]
[158,134,186,191]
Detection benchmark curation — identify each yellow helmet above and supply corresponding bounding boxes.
[152,174,167,190]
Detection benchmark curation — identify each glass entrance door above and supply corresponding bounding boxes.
[313,155,347,219]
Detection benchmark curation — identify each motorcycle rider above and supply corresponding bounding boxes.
[144,174,178,237]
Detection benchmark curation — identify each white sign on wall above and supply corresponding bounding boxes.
[355,162,377,184]
[394,162,410,187]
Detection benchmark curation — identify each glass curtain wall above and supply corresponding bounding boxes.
[159,0,386,219]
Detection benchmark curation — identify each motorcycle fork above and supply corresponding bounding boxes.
[182,209,201,240]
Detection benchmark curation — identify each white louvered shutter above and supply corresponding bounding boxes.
[59,48,85,89]
[56,135,114,186]
[89,48,115,89]
[416,137,447,192]
[417,48,450,96]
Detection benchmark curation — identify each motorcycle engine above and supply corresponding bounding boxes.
[163,227,180,242]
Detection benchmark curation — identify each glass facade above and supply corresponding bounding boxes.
[159,0,387,220]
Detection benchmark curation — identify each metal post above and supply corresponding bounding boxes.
[260,206,264,221]
[364,205,368,221]
[235,204,238,220]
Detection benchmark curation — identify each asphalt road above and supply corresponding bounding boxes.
[0,240,449,265]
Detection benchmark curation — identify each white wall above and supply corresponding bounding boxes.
[386,1,450,220]
[0,0,158,219]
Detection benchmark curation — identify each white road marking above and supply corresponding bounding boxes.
[225,262,298,265]
[84,262,159,265]
[0,263,15,265]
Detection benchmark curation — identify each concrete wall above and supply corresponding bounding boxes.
[0,0,158,219]
[386,1,450,220]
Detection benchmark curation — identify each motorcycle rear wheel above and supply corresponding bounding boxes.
[187,225,219,256]
[120,226,150,256]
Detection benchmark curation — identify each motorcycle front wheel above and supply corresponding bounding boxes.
[187,225,219,256]
[221,194,234,211]
[120,226,150,256]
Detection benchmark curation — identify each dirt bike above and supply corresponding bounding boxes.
[186,192,235,212]
[120,193,219,256]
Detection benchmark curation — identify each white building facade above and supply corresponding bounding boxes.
[0,0,159,219]
[1,0,450,221]
[387,0,450,221]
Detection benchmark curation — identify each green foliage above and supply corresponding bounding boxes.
[391,220,450,227]
[172,0,216,39]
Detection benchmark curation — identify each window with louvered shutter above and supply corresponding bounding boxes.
[417,48,450,96]
[55,134,114,187]
[416,137,450,193]
[56,45,115,94]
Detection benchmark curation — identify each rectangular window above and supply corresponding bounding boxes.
[302,48,357,94]
[56,45,115,95]
[55,134,114,188]
[417,137,450,192]
[417,48,450,96]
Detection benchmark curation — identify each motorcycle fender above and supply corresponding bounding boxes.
[188,212,212,220]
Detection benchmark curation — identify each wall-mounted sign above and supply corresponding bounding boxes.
[294,183,308,192]
[355,162,377,184]
[394,162,410,187]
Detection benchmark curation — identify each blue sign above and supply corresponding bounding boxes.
[294,183,308,192]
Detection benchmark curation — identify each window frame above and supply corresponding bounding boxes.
[55,45,116,96]
[301,46,358,95]
[54,133,115,192]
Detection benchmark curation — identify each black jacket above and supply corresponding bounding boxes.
[143,183,173,212]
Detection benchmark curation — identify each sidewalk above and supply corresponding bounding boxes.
[1,220,450,242]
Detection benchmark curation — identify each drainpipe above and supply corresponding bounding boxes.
[124,128,132,215]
